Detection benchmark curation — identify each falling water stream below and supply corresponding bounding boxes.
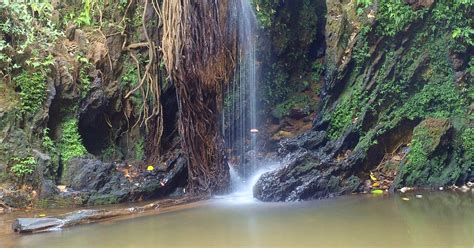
[224,0,259,183]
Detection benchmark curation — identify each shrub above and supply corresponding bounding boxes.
[13,71,47,116]
[377,0,419,37]
[10,156,37,183]
[59,119,87,163]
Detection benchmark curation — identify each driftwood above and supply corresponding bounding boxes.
[12,196,207,234]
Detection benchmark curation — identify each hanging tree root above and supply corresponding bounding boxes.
[119,0,164,164]
[162,0,236,194]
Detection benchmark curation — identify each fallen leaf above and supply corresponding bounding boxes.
[370,172,377,181]
[147,165,154,171]
[402,197,410,201]
[371,189,384,194]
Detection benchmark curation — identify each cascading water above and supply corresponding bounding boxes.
[222,0,282,203]
[224,0,259,181]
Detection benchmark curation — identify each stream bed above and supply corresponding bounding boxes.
[1,191,473,248]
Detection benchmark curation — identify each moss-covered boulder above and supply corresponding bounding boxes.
[394,118,467,187]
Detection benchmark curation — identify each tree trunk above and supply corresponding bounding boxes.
[161,0,234,194]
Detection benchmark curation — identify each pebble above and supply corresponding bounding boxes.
[399,187,412,193]
[439,187,444,191]
[415,194,423,199]
[460,185,470,192]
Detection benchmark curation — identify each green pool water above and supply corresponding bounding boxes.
[1,191,473,248]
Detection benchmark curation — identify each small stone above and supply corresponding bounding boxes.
[399,187,411,193]
[415,194,423,199]
[439,187,444,191]
[460,185,469,192]
[57,185,67,192]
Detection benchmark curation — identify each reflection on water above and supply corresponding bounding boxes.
[1,191,472,248]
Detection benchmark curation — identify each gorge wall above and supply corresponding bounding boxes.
[254,0,473,201]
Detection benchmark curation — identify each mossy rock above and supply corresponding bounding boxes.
[87,193,121,206]
[395,118,467,188]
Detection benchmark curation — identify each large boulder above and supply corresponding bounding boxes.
[254,129,364,201]
[394,118,469,188]
[62,158,114,191]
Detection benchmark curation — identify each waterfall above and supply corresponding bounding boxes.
[224,0,259,181]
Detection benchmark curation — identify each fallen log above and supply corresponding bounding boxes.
[13,195,207,233]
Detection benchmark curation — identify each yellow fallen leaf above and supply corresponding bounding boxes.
[147,165,154,171]
[370,172,377,181]
[372,182,380,187]
[39,214,46,217]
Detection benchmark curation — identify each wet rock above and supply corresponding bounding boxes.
[53,57,80,102]
[288,108,308,119]
[65,24,77,40]
[39,179,60,199]
[63,158,114,191]
[53,154,188,206]
[449,52,465,71]
[278,130,327,156]
[254,146,363,202]
[2,191,31,209]
[74,29,89,51]
[271,131,294,141]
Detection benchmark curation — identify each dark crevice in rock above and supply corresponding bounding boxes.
[361,118,420,173]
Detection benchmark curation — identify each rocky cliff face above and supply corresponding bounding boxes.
[0,1,184,208]
[254,0,473,201]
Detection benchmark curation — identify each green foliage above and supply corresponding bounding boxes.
[376,0,420,37]
[273,95,313,119]
[135,138,145,161]
[75,0,93,26]
[262,63,289,106]
[252,0,278,28]
[452,27,474,46]
[13,71,47,116]
[328,82,366,139]
[10,156,36,179]
[356,0,373,15]
[42,128,56,153]
[396,119,466,187]
[461,127,474,160]
[353,26,372,66]
[79,68,92,98]
[120,60,143,111]
[311,61,324,81]
[0,0,61,74]
[101,144,121,161]
[469,57,474,76]
[77,54,93,98]
[59,119,87,163]
[431,0,473,51]
[396,81,465,120]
